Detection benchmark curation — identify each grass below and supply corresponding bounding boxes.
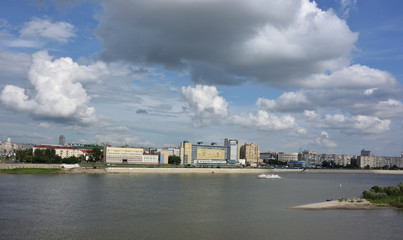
[368,195,403,206]
[0,168,61,174]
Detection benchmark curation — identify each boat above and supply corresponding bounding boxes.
[257,174,281,179]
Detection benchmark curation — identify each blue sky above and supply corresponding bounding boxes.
[1,0,403,156]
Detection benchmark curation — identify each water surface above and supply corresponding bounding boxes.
[1,173,402,239]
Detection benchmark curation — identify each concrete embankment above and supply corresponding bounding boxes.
[0,163,61,169]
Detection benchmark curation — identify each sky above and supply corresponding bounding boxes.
[1,0,403,156]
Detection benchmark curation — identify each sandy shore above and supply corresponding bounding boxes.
[289,198,388,210]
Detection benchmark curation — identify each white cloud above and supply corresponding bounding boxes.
[181,85,228,127]
[257,91,309,112]
[300,64,399,91]
[19,18,76,43]
[318,113,390,134]
[232,110,305,134]
[0,51,108,125]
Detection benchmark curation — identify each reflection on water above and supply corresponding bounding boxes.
[0,173,402,239]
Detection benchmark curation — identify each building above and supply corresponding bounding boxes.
[361,149,372,156]
[277,152,298,162]
[260,152,277,163]
[33,145,86,158]
[240,143,260,166]
[105,146,143,164]
[159,151,169,164]
[180,140,236,166]
[224,138,240,164]
[298,150,319,165]
[180,141,193,165]
[287,160,306,168]
[59,135,65,146]
[142,153,159,164]
[156,147,180,156]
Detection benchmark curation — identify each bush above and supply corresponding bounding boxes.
[362,189,388,200]
[371,185,383,193]
[384,186,401,196]
[390,198,403,208]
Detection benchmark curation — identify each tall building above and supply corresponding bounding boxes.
[180,141,192,165]
[361,149,372,156]
[59,135,65,146]
[240,143,260,166]
[224,138,240,164]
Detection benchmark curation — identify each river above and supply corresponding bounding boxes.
[1,173,402,239]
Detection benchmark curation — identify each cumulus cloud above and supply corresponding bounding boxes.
[305,112,391,134]
[257,91,310,112]
[181,85,228,127]
[300,64,400,91]
[315,131,337,148]
[19,18,76,43]
[0,51,108,125]
[232,110,306,134]
[96,0,357,86]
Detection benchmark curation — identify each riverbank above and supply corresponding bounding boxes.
[1,163,403,174]
[289,198,389,210]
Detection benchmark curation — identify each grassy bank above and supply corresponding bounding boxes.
[0,168,61,174]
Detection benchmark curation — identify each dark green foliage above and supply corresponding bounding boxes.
[62,156,80,164]
[16,149,33,162]
[362,190,388,199]
[383,186,401,196]
[362,183,403,208]
[371,185,383,193]
[168,155,181,165]
[390,198,403,208]
[33,148,62,163]
[87,146,102,162]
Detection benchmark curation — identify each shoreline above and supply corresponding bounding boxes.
[1,164,403,174]
[289,198,392,210]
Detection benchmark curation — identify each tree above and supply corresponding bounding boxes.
[168,156,181,165]
[88,146,102,162]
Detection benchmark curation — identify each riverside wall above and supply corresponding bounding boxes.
[0,163,62,169]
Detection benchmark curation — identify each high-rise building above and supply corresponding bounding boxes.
[240,143,260,166]
[59,135,65,146]
[180,141,192,165]
[224,138,240,164]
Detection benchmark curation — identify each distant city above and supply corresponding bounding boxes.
[1,135,403,169]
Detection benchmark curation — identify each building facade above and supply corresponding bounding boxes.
[105,146,143,164]
[59,135,65,146]
[180,139,240,166]
[277,152,298,162]
[224,138,240,164]
[240,143,260,166]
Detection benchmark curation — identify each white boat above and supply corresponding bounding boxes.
[257,174,281,179]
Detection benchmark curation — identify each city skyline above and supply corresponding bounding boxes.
[1,0,403,156]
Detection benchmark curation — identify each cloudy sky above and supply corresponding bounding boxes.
[1,0,402,156]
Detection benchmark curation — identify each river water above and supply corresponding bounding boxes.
[1,173,402,239]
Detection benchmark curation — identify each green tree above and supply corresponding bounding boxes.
[88,146,102,162]
[168,155,181,165]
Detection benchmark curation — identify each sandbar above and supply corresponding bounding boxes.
[289,198,388,210]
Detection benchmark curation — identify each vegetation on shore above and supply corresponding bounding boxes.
[362,183,403,208]
[0,168,61,174]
